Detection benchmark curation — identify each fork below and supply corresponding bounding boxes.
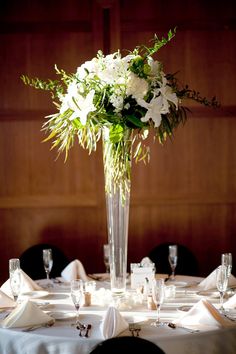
[129,323,141,336]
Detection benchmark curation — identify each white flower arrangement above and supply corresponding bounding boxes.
[21,29,218,195]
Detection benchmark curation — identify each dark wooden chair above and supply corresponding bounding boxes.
[89,336,166,354]
[148,242,199,276]
[20,243,69,280]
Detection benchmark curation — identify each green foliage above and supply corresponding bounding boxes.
[21,29,220,198]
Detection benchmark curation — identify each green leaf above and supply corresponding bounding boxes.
[109,124,124,143]
[126,114,145,128]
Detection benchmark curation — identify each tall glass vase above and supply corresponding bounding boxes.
[102,126,132,295]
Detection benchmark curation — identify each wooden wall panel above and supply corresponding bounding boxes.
[0,0,235,282]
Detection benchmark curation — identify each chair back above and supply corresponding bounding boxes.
[148,242,199,276]
[20,243,69,279]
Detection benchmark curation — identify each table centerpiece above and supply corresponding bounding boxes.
[21,28,218,295]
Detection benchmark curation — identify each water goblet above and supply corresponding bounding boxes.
[151,278,165,327]
[221,253,232,278]
[9,258,21,302]
[103,244,110,273]
[9,258,20,275]
[42,249,53,286]
[168,245,178,280]
[216,265,228,312]
[71,279,84,326]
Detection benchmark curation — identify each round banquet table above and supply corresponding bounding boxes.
[0,275,236,354]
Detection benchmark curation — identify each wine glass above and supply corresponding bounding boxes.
[168,245,178,280]
[9,258,21,302]
[151,278,165,327]
[42,249,53,286]
[71,279,84,326]
[221,253,232,278]
[103,244,110,273]
[216,265,228,312]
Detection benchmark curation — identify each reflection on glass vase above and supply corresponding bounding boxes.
[102,127,132,295]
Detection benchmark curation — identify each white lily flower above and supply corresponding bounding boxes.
[158,77,178,111]
[139,96,163,128]
[68,89,96,125]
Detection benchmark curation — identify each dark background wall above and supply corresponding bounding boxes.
[0,0,236,282]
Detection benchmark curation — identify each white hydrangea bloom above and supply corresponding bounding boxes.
[126,72,149,101]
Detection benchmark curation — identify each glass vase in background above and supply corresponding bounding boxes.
[102,127,132,295]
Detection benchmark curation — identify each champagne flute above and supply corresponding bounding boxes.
[42,249,53,286]
[103,244,110,273]
[216,265,228,312]
[221,253,232,278]
[151,278,165,327]
[71,279,84,326]
[168,245,178,280]
[9,258,21,302]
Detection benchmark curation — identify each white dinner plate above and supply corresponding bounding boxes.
[49,311,76,320]
[21,290,49,299]
[124,315,147,324]
[169,281,188,288]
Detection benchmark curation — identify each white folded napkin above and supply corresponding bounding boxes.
[100,306,129,339]
[0,289,15,308]
[197,269,236,291]
[61,259,89,282]
[1,299,54,328]
[1,270,43,297]
[224,294,236,309]
[140,257,154,266]
[175,299,236,330]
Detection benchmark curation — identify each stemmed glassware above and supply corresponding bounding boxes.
[151,278,165,327]
[42,249,53,287]
[9,258,21,302]
[103,244,110,273]
[216,265,228,312]
[168,245,178,280]
[71,279,84,326]
[221,253,232,279]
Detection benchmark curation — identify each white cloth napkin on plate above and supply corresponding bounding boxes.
[1,270,42,297]
[175,299,236,330]
[197,269,236,291]
[0,289,15,308]
[61,259,89,282]
[224,294,236,309]
[1,299,54,328]
[100,306,129,339]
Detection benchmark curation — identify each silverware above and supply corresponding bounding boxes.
[85,324,92,337]
[168,322,199,333]
[129,323,141,336]
[76,323,92,337]
[223,313,236,322]
[23,321,54,332]
[76,322,86,336]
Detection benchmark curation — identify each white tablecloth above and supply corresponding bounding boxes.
[0,275,236,354]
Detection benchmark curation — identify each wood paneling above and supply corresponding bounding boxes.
[0,0,235,282]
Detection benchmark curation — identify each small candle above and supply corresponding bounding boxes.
[84,292,91,306]
[147,295,156,310]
